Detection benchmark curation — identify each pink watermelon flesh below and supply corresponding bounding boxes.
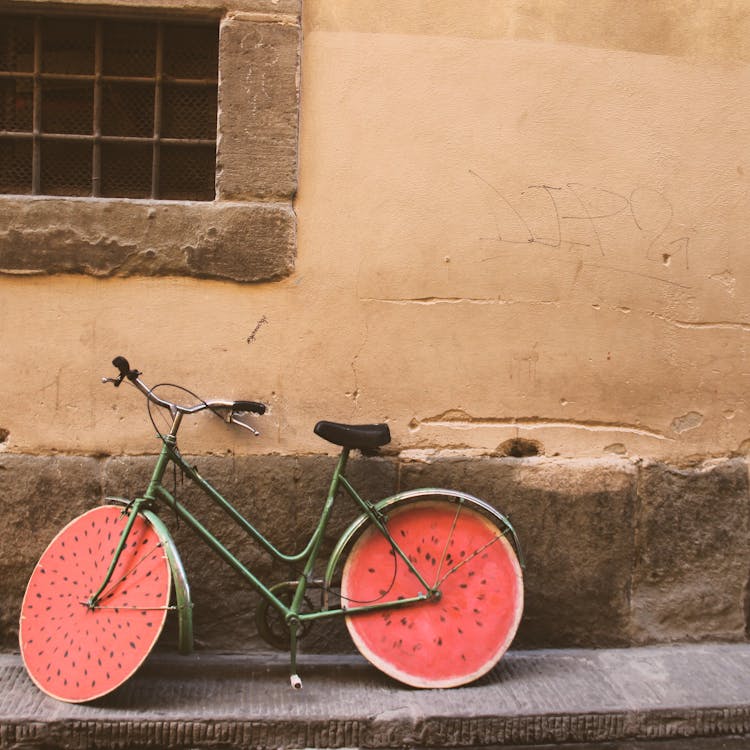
[342,500,523,688]
[19,506,171,703]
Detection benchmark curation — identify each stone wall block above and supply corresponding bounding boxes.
[631,458,750,643]
[4,452,749,653]
[397,456,638,648]
[217,14,300,201]
[0,455,102,649]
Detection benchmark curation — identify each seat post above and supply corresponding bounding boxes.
[335,445,351,478]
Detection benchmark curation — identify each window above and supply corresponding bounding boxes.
[0,3,299,283]
[0,13,218,200]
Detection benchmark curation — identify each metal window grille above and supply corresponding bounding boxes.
[0,13,218,200]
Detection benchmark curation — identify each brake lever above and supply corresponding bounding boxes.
[101,375,125,387]
[230,413,260,436]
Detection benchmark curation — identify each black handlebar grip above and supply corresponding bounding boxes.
[112,356,130,376]
[112,356,140,382]
[233,400,267,415]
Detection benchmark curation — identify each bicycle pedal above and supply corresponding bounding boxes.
[290,673,302,690]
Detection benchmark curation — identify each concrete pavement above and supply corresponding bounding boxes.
[1,643,750,749]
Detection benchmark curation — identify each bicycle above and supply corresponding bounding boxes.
[19,356,524,703]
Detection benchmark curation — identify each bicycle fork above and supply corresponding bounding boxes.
[85,495,194,654]
[86,497,148,608]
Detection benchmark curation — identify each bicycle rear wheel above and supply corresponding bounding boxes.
[341,498,523,688]
[19,505,171,703]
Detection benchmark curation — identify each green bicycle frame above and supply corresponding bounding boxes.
[91,418,439,673]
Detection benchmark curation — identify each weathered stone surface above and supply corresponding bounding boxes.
[631,458,750,643]
[3,453,749,653]
[0,199,295,282]
[217,14,300,201]
[2,645,750,749]
[398,456,638,648]
[0,455,101,649]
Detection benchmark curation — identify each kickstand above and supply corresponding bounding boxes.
[289,621,303,690]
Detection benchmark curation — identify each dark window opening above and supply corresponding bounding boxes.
[0,13,218,200]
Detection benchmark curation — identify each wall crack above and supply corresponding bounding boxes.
[418,412,670,440]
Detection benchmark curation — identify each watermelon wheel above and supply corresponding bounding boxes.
[341,498,523,688]
[19,505,171,703]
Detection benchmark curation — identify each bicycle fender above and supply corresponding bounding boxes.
[141,509,194,655]
[323,488,524,607]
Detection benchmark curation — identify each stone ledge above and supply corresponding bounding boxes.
[0,198,295,282]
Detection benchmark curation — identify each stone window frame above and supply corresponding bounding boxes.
[0,1,300,284]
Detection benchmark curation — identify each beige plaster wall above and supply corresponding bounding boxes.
[2,0,750,463]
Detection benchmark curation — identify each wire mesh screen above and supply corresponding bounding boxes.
[0,12,218,200]
[101,83,155,138]
[0,17,34,73]
[0,139,32,194]
[41,80,94,134]
[0,78,33,131]
[101,142,153,198]
[102,21,157,77]
[40,140,92,196]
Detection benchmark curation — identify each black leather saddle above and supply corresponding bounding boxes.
[314,421,391,450]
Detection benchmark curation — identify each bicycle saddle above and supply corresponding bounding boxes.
[314,421,391,450]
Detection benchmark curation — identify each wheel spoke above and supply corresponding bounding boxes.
[433,502,463,587]
[436,528,511,587]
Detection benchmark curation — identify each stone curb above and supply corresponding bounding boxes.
[1,644,750,748]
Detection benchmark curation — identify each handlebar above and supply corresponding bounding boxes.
[103,356,266,435]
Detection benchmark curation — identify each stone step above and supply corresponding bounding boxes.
[1,644,749,749]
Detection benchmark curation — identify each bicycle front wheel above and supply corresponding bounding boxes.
[19,505,171,703]
[341,497,523,688]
